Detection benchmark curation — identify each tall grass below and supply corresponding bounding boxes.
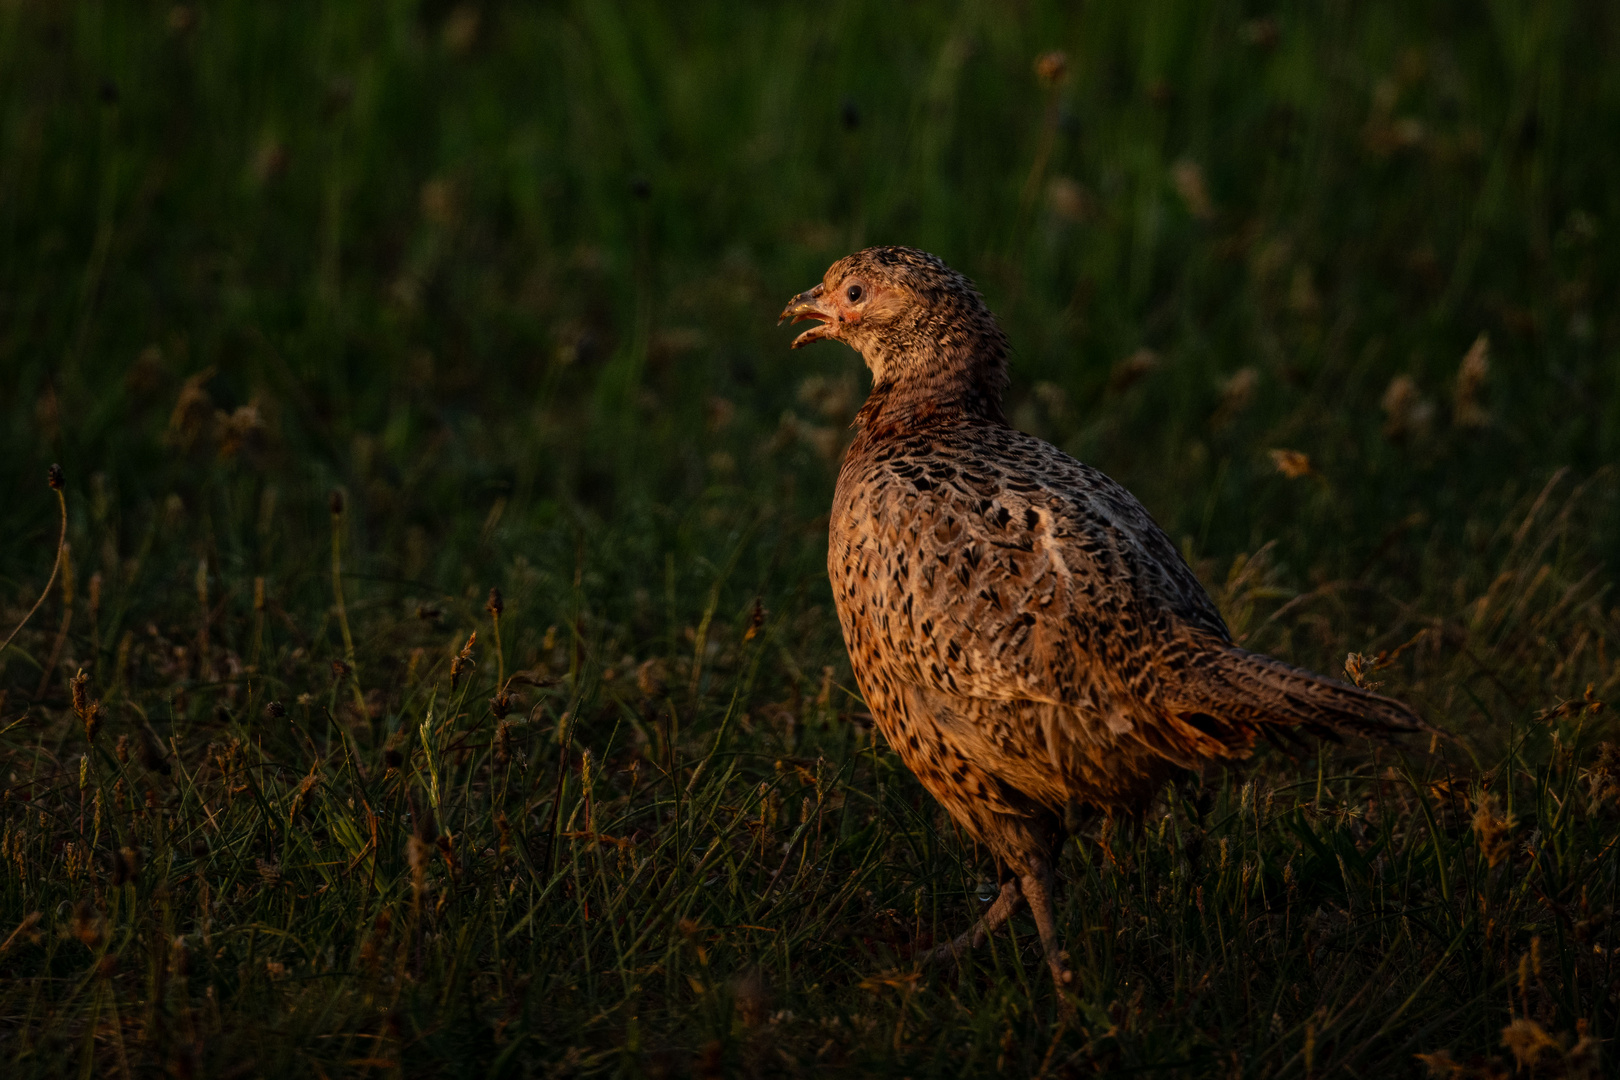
[2,1,1618,1075]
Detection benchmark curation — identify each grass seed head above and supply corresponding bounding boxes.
[451,632,477,689]
[1172,159,1215,221]
[70,900,106,948]
[1472,793,1514,867]
[111,846,142,886]
[1034,50,1069,87]
[69,669,104,742]
[637,658,669,698]
[1269,448,1314,479]
[1501,1018,1560,1071]
[1382,374,1434,440]
[1454,333,1491,428]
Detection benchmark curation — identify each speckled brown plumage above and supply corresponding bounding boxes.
[780,246,1428,991]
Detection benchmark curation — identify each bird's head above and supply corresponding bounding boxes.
[778,246,1008,410]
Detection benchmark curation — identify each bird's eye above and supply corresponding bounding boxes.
[846,284,864,303]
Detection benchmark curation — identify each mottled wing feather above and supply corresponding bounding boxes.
[836,422,1226,716]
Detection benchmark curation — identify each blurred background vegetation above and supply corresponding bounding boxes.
[2,1,1618,1076]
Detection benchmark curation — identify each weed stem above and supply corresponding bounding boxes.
[0,466,69,661]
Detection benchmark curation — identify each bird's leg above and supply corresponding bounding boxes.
[1017,854,1074,991]
[921,879,1022,965]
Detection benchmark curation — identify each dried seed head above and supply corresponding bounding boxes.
[70,670,91,717]
[71,900,106,947]
[1501,1018,1560,1070]
[450,632,477,690]
[1034,50,1069,87]
[110,846,142,887]
[636,658,669,698]
[48,463,64,490]
[1110,348,1160,391]
[1269,448,1314,479]
[1454,332,1491,428]
[328,489,344,515]
[490,691,512,720]
[495,811,512,852]
[1171,159,1214,221]
[744,599,767,641]
[486,587,504,618]
[1382,374,1434,441]
[450,656,471,690]
[265,700,286,719]
[1208,366,1259,430]
[331,659,352,680]
[115,734,131,765]
[1344,653,1376,689]
[1472,792,1514,868]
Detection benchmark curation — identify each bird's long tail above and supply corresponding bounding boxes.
[1162,633,1431,758]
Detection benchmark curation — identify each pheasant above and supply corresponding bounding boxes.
[779,246,1428,991]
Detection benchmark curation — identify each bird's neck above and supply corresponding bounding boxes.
[848,317,1010,437]
[852,368,1006,437]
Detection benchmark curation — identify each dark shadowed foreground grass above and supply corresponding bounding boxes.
[3,1,1620,1076]
[4,468,1617,1078]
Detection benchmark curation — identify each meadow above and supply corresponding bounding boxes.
[2,1,1618,1075]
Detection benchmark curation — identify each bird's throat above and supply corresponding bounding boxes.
[853,369,1007,437]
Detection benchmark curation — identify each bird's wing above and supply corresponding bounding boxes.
[838,424,1227,713]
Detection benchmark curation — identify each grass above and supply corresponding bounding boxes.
[2,0,1619,1075]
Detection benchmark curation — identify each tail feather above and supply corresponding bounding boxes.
[1167,636,1431,753]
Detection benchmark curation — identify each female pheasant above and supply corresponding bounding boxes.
[780,246,1427,991]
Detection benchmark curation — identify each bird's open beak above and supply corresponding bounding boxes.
[778,284,836,349]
